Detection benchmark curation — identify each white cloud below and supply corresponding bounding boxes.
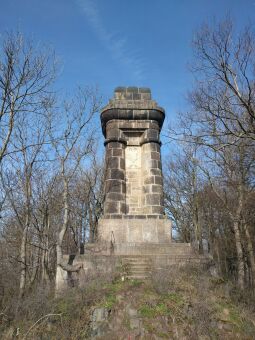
[77,0,146,82]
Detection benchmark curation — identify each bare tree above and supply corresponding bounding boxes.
[0,33,56,295]
[184,17,255,146]
[0,31,56,164]
[166,17,255,289]
[164,145,202,245]
[50,87,101,283]
[1,104,52,298]
[82,157,104,243]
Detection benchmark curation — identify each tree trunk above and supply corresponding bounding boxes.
[232,217,245,289]
[42,212,51,285]
[243,222,255,287]
[56,177,69,275]
[56,177,82,290]
[193,204,203,254]
[19,221,29,299]
[89,204,94,243]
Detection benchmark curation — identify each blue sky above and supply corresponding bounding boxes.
[0,0,254,140]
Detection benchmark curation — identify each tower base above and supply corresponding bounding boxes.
[97,217,171,244]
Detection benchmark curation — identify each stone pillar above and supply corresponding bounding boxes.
[104,139,126,217]
[98,87,171,244]
[142,141,164,215]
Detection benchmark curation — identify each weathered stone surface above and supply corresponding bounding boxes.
[102,89,165,218]
[97,218,171,244]
[100,87,168,246]
[109,169,125,180]
[112,148,124,157]
[105,180,125,193]
[104,201,119,214]
[101,87,165,137]
[106,156,119,169]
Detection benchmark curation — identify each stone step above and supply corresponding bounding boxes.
[122,259,151,264]
[127,265,151,269]
[126,266,151,271]
[122,260,151,266]
[121,255,204,261]
[118,242,192,248]
[121,255,153,280]
[114,242,194,256]
[130,270,150,273]
[126,275,150,280]
[124,269,151,274]
[122,256,152,260]
[130,250,193,255]
[128,265,151,270]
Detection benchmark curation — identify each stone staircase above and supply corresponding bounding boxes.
[121,256,152,280]
[118,243,211,280]
[58,243,212,290]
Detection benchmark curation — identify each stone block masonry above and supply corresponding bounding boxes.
[98,86,171,244]
[101,87,165,218]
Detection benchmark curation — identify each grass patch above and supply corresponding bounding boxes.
[139,302,171,318]
[215,299,255,334]
[102,293,117,308]
[165,292,184,306]
[103,278,126,292]
[129,279,143,287]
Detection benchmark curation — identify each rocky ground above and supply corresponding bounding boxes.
[89,267,255,339]
[1,265,255,339]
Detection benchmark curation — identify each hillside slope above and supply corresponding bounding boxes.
[1,265,255,339]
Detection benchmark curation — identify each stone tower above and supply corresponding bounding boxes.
[56,87,207,290]
[98,87,171,246]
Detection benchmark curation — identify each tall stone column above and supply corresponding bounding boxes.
[142,141,164,215]
[98,87,171,245]
[104,140,126,217]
